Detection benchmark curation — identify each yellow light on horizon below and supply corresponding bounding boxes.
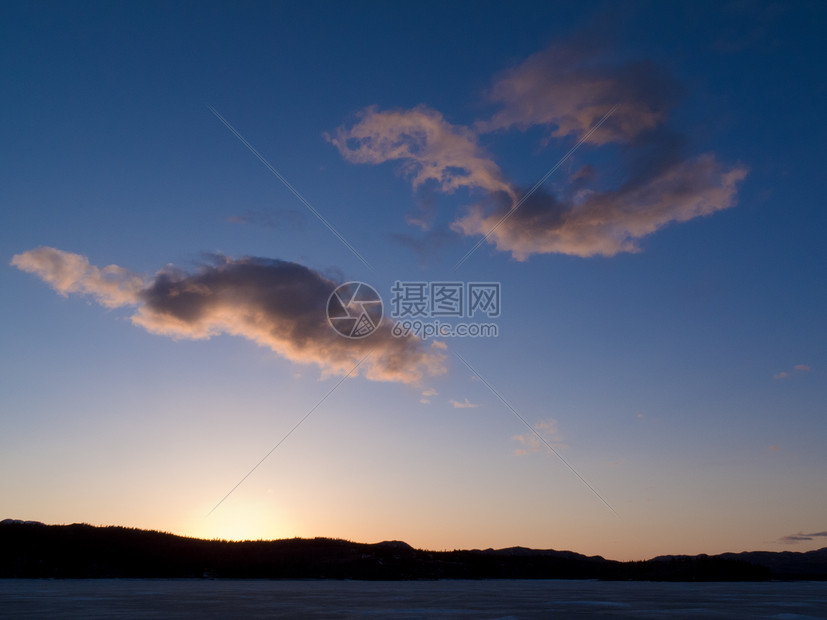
[185,495,291,542]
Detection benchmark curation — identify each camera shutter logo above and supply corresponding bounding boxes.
[327,282,383,338]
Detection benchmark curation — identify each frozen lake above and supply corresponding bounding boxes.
[1,579,826,618]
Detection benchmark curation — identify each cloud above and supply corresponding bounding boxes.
[12,247,445,385]
[774,364,812,379]
[452,155,747,259]
[513,418,566,456]
[11,246,147,309]
[450,398,480,409]
[477,45,682,145]
[326,104,515,202]
[419,387,438,405]
[330,42,747,261]
[778,530,827,545]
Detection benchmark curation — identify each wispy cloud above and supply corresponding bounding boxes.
[513,418,566,456]
[450,397,480,409]
[11,247,146,308]
[778,530,827,545]
[326,104,515,201]
[12,247,445,385]
[420,387,438,405]
[774,364,811,379]
[476,44,681,145]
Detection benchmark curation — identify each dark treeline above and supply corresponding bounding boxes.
[2,521,823,581]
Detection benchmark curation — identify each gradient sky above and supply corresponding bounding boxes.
[2,1,826,561]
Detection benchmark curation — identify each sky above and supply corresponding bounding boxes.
[1,1,825,562]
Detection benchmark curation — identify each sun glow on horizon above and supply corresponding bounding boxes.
[186,496,291,542]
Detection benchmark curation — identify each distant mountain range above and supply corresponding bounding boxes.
[2,520,825,581]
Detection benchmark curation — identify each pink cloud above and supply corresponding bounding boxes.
[326,104,515,202]
[513,418,566,456]
[328,42,747,261]
[774,364,812,379]
[477,45,681,145]
[450,398,480,409]
[11,246,146,308]
[453,155,747,259]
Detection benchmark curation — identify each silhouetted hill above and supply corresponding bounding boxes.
[2,520,818,581]
[653,548,827,580]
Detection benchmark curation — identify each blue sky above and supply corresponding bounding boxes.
[2,1,826,560]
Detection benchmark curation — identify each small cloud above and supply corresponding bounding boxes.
[477,43,682,144]
[774,364,812,380]
[635,412,646,420]
[450,398,480,409]
[470,374,480,382]
[420,387,437,404]
[778,530,827,545]
[10,246,146,308]
[779,534,813,544]
[431,341,448,350]
[769,445,781,452]
[513,418,566,455]
[327,104,515,201]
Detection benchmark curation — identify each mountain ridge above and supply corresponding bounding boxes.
[2,520,824,581]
